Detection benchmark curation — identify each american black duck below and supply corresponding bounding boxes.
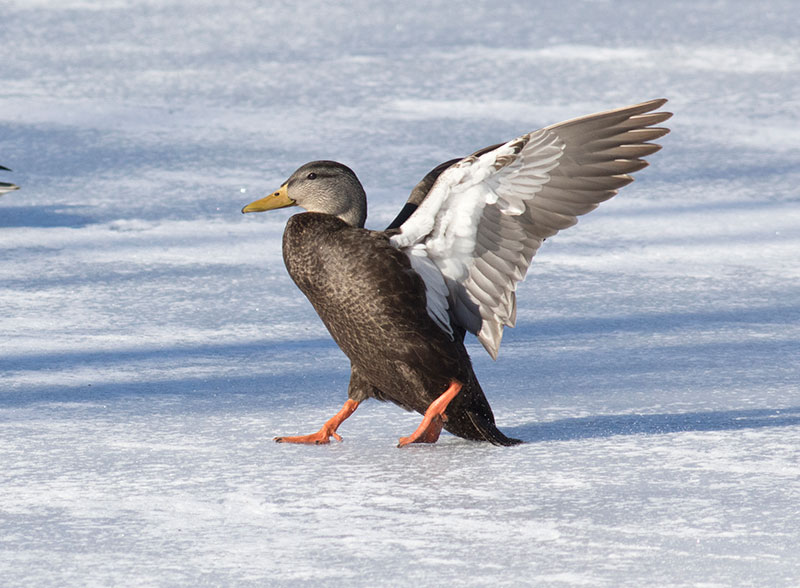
[242,99,671,447]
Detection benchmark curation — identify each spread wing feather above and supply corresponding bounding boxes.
[389,99,671,358]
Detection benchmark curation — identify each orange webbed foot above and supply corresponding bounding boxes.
[397,381,462,448]
[397,414,444,447]
[274,427,342,445]
[275,399,359,445]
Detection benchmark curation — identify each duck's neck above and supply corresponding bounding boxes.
[339,185,367,228]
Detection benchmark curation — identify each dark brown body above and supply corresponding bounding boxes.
[283,212,520,445]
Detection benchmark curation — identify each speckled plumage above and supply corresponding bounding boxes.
[283,212,519,444]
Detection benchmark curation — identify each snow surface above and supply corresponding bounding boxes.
[2,1,799,586]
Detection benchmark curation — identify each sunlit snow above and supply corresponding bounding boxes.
[2,1,799,586]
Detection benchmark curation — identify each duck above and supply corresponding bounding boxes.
[242,99,671,447]
[0,165,19,196]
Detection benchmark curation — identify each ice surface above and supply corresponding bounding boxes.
[2,1,799,586]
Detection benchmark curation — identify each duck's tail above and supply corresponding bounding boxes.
[442,377,522,446]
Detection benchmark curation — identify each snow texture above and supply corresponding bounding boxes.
[1,1,799,586]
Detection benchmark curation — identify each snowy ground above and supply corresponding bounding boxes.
[2,1,799,586]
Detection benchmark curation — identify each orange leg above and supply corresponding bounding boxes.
[275,399,360,445]
[397,380,462,448]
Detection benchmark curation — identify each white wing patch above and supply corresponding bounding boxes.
[405,243,453,338]
[389,99,671,359]
[391,129,565,346]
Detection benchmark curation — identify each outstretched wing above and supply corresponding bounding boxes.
[389,99,672,359]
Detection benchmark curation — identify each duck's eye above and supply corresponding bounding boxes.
[307,172,317,180]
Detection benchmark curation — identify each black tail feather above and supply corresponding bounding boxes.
[466,411,523,446]
[441,409,523,446]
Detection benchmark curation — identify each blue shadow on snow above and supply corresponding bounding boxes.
[0,205,95,229]
[505,407,800,443]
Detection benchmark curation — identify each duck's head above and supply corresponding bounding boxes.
[242,160,367,228]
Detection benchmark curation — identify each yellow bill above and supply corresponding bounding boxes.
[241,184,296,213]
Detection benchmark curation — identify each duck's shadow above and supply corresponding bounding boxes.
[504,406,800,443]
